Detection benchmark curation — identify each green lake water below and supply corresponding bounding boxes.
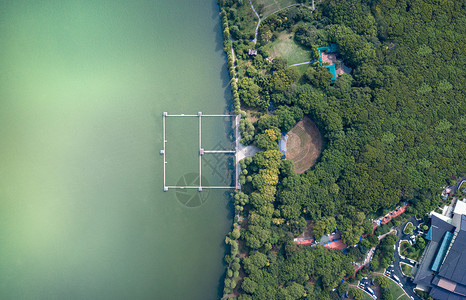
[0,1,233,299]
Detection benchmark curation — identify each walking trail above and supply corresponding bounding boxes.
[248,1,315,45]
[288,61,312,67]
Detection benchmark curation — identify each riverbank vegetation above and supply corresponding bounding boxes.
[218,0,465,298]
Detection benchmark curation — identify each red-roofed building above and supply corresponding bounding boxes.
[293,237,314,245]
[381,204,408,225]
[323,239,347,250]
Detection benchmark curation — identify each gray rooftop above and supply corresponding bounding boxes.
[413,214,455,286]
[437,216,466,286]
[429,286,465,300]
[413,239,438,286]
[430,214,455,242]
[427,215,466,299]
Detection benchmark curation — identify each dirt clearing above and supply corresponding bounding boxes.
[285,117,322,174]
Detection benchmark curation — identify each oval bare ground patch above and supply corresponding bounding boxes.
[285,117,323,174]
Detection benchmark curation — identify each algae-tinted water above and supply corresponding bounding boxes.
[0,1,232,299]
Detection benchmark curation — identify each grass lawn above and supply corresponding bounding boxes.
[251,0,299,18]
[387,280,410,300]
[288,63,312,76]
[401,263,413,278]
[362,292,373,300]
[264,32,312,65]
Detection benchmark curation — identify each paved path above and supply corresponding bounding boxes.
[237,144,260,161]
[287,61,312,67]
[230,40,239,83]
[248,0,261,45]
[378,228,397,240]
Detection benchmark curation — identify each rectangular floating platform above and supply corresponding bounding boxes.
[165,186,237,189]
[164,114,236,117]
[162,112,240,192]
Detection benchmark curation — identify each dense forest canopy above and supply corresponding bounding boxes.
[218,0,465,298]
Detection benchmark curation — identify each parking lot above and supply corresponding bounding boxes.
[358,277,377,299]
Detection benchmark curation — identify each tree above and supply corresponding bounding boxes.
[271,70,293,93]
[350,287,364,300]
[217,0,466,298]
[362,220,374,235]
[239,115,255,144]
[271,57,287,71]
[339,281,349,294]
[253,150,282,170]
[370,258,379,270]
[404,223,414,235]
[415,236,426,251]
[304,65,332,88]
[238,77,268,110]
[294,24,318,48]
[342,225,363,246]
[313,219,326,239]
[374,276,390,289]
[231,228,241,240]
[284,282,305,299]
[276,106,303,132]
[254,132,279,150]
[381,288,393,300]
[243,251,268,274]
[232,261,241,272]
[241,277,258,294]
[326,24,376,67]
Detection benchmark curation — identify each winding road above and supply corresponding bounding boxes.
[392,216,424,300]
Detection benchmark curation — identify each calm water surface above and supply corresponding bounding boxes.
[0,1,232,299]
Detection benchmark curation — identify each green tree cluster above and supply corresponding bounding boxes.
[218,0,466,297]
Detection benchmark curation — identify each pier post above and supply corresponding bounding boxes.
[199,112,202,190]
[235,114,241,190]
[163,112,167,191]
